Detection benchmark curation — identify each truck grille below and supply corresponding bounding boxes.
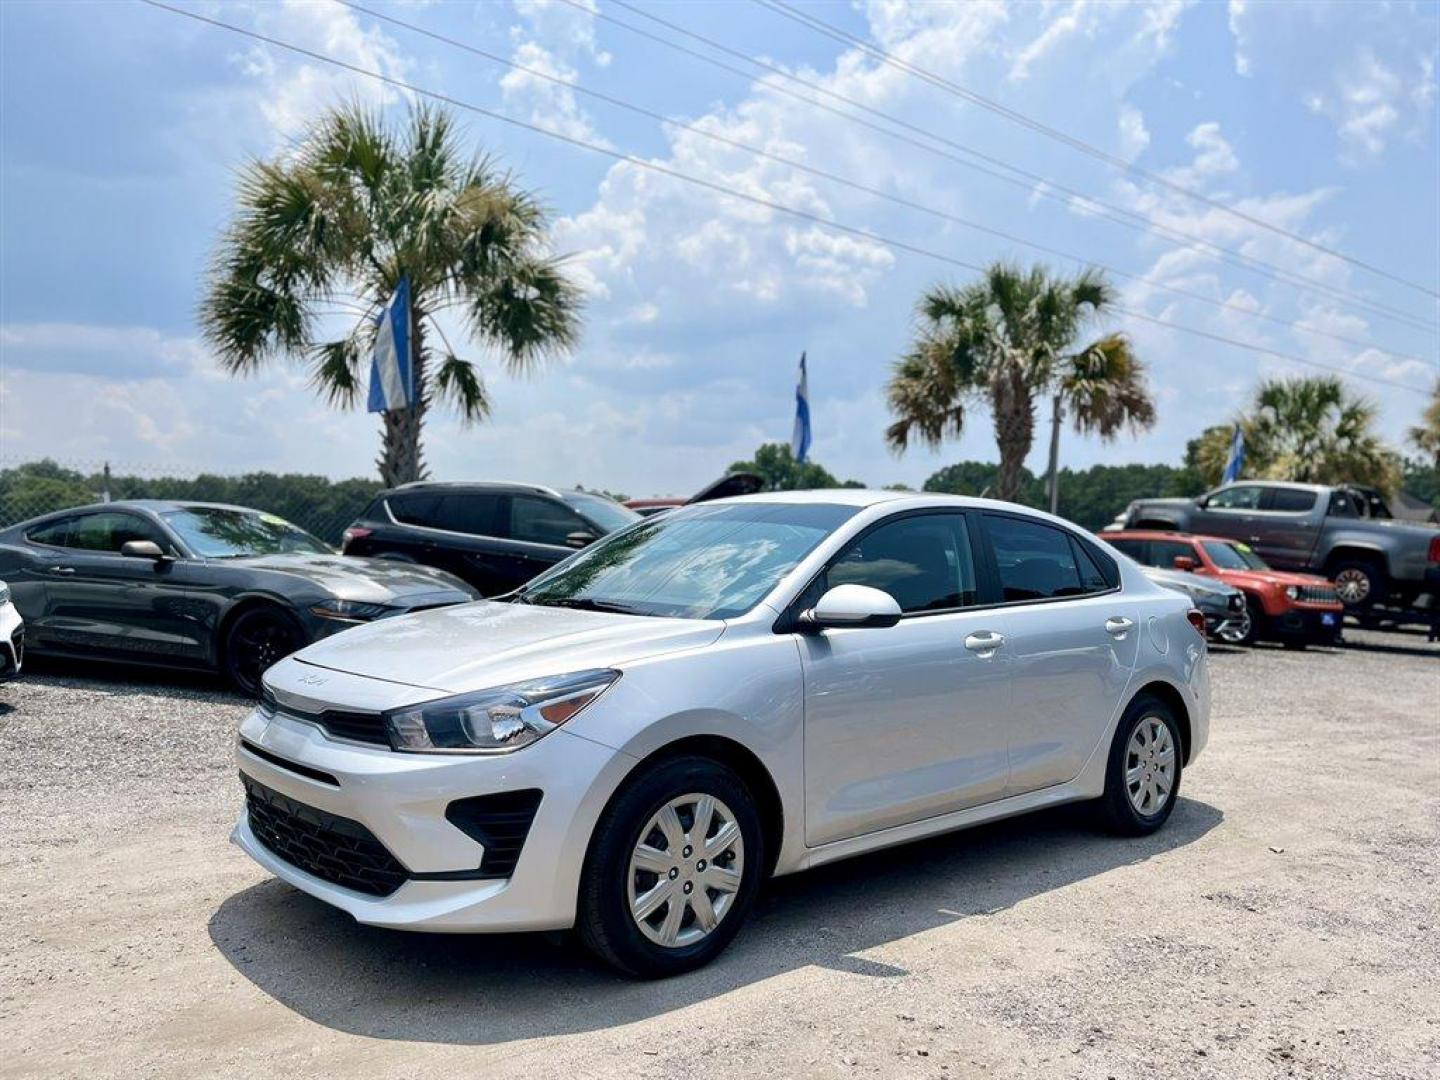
[1296,585,1340,605]
[243,774,408,897]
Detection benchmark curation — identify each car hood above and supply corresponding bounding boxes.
[1215,568,1333,589]
[222,553,476,604]
[291,599,726,693]
[1143,567,1239,597]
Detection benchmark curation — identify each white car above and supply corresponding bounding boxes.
[0,580,23,681]
[234,491,1209,977]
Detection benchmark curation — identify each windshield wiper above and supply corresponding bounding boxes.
[527,596,648,616]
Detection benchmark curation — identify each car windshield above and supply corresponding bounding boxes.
[162,508,331,558]
[518,502,857,619]
[1202,540,1269,571]
[563,491,643,534]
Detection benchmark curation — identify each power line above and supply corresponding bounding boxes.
[756,0,1440,301]
[346,0,1434,369]
[138,0,1431,396]
[583,0,1437,335]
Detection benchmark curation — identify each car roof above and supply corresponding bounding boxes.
[1224,479,1330,492]
[1107,530,1238,545]
[709,489,1076,516]
[24,499,269,518]
[383,480,568,499]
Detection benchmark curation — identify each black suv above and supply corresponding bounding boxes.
[341,482,642,595]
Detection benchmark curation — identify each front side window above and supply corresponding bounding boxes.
[520,502,856,619]
[161,508,329,558]
[1205,485,1263,510]
[65,512,169,553]
[985,514,1098,601]
[510,495,589,546]
[825,514,976,614]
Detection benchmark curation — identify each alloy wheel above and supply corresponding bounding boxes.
[1215,607,1252,644]
[230,613,298,694]
[1333,568,1371,605]
[1125,717,1176,816]
[627,793,745,948]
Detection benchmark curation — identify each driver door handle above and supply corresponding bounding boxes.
[1105,616,1134,637]
[964,630,1005,653]
[46,566,76,575]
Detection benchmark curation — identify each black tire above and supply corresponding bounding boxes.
[222,606,305,697]
[577,755,764,978]
[1098,694,1184,836]
[1329,557,1386,610]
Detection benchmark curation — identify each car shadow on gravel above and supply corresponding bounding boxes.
[19,655,242,700]
[209,795,1222,1046]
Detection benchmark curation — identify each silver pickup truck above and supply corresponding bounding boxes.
[1109,480,1440,610]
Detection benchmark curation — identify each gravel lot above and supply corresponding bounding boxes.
[2,628,1437,1079]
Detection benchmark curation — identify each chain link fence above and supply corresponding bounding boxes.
[0,459,381,547]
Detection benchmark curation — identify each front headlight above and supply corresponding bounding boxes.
[310,598,394,622]
[385,669,620,754]
[1284,585,1300,601]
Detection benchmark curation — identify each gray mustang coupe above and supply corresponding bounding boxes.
[0,500,477,693]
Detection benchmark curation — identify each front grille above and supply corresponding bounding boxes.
[243,774,408,896]
[1296,585,1340,604]
[445,790,544,879]
[260,686,390,746]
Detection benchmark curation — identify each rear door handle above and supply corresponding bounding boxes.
[964,630,1005,654]
[46,566,76,575]
[1105,616,1134,637]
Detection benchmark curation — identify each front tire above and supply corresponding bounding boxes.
[222,606,304,697]
[1099,695,1183,836]
[577,755,764,978]
[1215,596,1258,646]
[1330,558,1385,610]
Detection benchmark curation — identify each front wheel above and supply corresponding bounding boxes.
[1214,597,1257,646]
[223,606,304,697]
[1331,559,1385,609]
[577,755,764,978]
[1099,695,1183,836]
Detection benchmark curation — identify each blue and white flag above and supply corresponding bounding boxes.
[791,352,811,463]
[1221,423,1245,484]
[367,275,414,414]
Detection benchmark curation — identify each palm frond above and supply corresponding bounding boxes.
[1063,332,1155,439]
[433,353,492,423]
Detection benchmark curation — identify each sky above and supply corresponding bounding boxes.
[1,0,1437,497]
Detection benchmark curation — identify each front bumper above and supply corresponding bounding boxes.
[1268,606,1344,643]
[231,695,634,933]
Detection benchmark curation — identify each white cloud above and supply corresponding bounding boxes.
[1009,1,1092,82]
[1118,104,1150,159]
[0,323,206,379]
[500,0,611,146]
[1227,0,1252,76]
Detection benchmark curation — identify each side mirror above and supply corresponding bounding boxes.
[121,540,167,560]
[565,530,598,549]
[1173,555,1198,571]
[800,584,903,630]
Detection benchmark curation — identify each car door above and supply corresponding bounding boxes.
[37,510,208,661]
[799,511,1012,846]
[977,512,1140,797]
[1251,487,1322,569]
[503,494,593,584]
[1191,484,1266,542]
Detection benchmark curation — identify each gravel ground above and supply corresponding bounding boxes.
[1,628,1437,1079]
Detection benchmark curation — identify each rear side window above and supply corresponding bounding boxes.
[1267,488,1317,512]
[431,492,502,536]
[1149,539,1196,569]
[984,514,1099,602]
[1106,537,1147,562]
[26,518,73,546]
[510,496,588,546]
[826,513,977,614]
[1327,491,1360,518]
[387,492,441,526]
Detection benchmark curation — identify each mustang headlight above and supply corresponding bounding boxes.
[385,669,620,754]
[310,599,394,622]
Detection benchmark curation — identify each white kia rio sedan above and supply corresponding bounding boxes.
[234,491,1209,977]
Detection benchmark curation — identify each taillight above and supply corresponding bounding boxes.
[342,526,372,549]
[1185,609,1207,637]
[1428,535,1440,563]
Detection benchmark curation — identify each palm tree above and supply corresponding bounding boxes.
[1409,378,1440,468]
[201,105,581,485]
[1248,376,1397,488]
[886,263,1154,503]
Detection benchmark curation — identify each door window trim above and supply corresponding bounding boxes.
[38,509,179,558]
[970,510,1121,612]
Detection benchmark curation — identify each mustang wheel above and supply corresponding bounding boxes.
[223,606,303,697]
[1099,695,1183,836]
[578,755,763,978]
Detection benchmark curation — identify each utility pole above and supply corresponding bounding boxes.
[1045,395,1063,515]
[101,462,112,504]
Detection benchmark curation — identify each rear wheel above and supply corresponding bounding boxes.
[1330,558,1385,609]
[577,755,763,978]
[223,606,304,697]
[1099,695,1183,836]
